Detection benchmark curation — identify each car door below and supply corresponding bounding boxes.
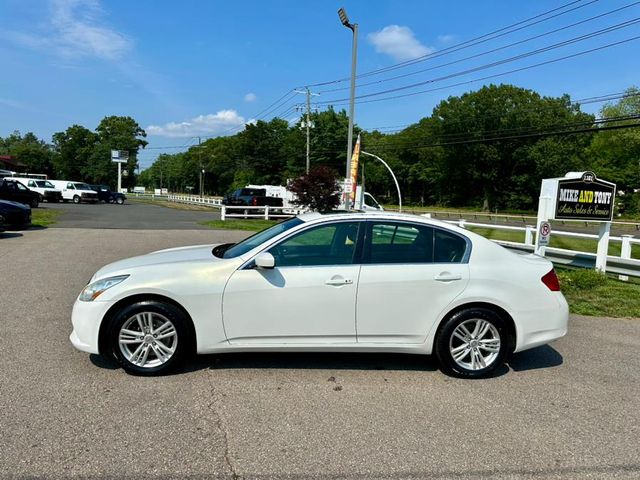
[356,221,470,344]
[222,220,363,344]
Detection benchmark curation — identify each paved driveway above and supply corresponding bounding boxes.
[1,228,639,479]
[44,200,221,229]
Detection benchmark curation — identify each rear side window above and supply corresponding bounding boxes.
[434,229,468,263]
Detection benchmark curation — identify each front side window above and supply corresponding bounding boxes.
[269,221,361,267]
[28,181,36,187]
[222,217,304,259]
[366,222,433,264]
[67,183,75,189]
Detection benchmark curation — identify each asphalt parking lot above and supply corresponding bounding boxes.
[45,199,221,229]
[1,212,640,478]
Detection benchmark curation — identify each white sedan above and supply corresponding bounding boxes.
[70,212,568,378]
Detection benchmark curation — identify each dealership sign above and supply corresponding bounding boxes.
[535,172,616,268]
[555,172,616,221]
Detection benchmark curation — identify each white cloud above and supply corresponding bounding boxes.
[1,0,131,60]
[244,92,257,102]
[147,110,247,138]
[367,25,433,62]
[437,34,456,45]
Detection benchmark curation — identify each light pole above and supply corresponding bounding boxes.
[361,151,402,212]
[338,7,358,207]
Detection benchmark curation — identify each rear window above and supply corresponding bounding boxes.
[240,188,265,196]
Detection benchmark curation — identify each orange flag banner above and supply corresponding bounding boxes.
[349,134,361,203]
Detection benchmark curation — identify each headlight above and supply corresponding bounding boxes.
[79,275,129,302]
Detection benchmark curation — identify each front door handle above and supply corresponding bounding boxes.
[434,273,463,282]
[325,277,353,286]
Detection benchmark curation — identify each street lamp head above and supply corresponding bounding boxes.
[338,7,352,29]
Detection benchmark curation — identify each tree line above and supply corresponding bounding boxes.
[0,116,147,189]
[2,84,639,213]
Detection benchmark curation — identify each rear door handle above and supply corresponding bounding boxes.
[325,277,353,286]
[434,273,462,282]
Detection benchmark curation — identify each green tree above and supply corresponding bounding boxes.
[1,131,54,175]
[95,116,148,188]
[52,125,99,180]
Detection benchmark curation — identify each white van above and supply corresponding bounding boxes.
[10,177,62,203]
[49,180,99,203]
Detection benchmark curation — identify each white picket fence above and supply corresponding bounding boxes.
[431,216,640,279]
[165,194,640,278]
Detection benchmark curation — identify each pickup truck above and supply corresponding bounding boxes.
[90,185,126,204]
[222,188,284,207]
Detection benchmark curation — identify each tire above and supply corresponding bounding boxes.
[107,300,192,375]
[30,197,39,208]
[72,195,81,204]
[434,308,510,378]
[116,197,124,205]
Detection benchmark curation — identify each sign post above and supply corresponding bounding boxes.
[111,150,129,193]
[534,171,616,272]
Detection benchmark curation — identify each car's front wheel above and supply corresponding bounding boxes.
[435,308,510,378]
[107,301,192,375]
[115,196,124,205]
[30,197,39,208]
[72,195,81,204]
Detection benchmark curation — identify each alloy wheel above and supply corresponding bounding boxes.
[118,312,178,368]
[449,318,501,371]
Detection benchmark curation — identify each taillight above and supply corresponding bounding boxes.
[251,197,258,206]
[541,269,560,291]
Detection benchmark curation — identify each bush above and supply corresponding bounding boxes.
[288,166,341,212]
[558,268,607,290]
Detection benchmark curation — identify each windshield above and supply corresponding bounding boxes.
[36,181,55,188]
[219,217,304,259]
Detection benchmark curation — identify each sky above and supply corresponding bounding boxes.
[1,0,639,169]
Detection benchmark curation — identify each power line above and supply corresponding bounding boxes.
[316,21,640,105]
[361,91,640,133]
[319,1,640,94]
[304,0,599,87]
[317,35,640,107]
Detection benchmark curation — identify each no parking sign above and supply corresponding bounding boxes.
[539,221,551,247]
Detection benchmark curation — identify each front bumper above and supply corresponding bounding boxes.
[44,191,62,202]
[69,298,113,354]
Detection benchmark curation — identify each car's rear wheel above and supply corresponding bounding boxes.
[435,308,509,378]
[108,301,191,375]
[72,195,81,204]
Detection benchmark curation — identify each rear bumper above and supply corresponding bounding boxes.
[513,292,569,352]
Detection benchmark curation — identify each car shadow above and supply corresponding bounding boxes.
[508,344,564,371]
[191,351,440,373]
[0,232,23,238]
[89,344,563,377]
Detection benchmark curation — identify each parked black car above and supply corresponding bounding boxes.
[0,200,31,227]
[0,179,40,208]
[90,185,126,205]
[0,214,5,233]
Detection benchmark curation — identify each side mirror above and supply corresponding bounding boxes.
[254,252,275,269]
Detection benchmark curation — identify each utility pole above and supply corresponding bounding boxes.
[338,8,358,209]
[295,87,319,173]
[198,136,203,198]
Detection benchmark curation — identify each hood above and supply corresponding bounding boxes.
[93,244,224,279]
